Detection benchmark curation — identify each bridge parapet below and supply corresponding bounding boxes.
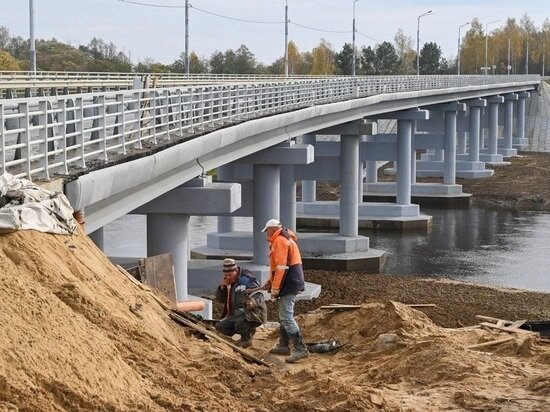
[0,75,540,181]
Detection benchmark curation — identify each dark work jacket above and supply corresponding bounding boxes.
[216,268,267,325]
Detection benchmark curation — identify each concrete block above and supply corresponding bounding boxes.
[237,144,314,165]
[132,182,241,215]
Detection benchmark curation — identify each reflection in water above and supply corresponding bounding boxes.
[368,208,550,292]
[104,209,550,293]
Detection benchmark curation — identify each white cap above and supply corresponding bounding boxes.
[261,218,281,232]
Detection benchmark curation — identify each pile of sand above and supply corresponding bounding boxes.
[1,228,549,411]
[0,229,262,411]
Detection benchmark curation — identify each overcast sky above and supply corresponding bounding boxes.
[2,0,549,65]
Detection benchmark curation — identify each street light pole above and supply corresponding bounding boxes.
[284,0,289,77]
[543,43,546,77]
[29,0,36,75]
[484,19,500,75]
[185,0,189,76]
[417,10,433,76]
[457,22,470,76]
[352,0,359,77]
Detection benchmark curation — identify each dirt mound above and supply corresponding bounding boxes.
[2,229,550,411]
[0,229,261,411]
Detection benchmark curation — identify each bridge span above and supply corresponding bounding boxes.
[0,73,541,316]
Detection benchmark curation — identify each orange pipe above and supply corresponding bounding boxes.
[73,210,86,230]
[176,300,206,312]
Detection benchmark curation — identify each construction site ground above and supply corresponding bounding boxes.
[2,226,550,412]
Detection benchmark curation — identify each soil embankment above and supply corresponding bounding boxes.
[2,228,550,411]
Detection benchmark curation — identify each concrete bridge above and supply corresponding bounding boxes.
[0,72,541,316]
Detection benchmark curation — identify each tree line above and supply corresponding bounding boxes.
[1,13,549,75]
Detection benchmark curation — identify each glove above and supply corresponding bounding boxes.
[271,289,280,299]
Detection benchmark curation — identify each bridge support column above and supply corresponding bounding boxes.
[366,161,378,183]
[217,164,235,233]
[89,227,105,251]
[280,164,297,232]
[514,91,529,149]
[396,119,412,205]
[340,134,359,236]
[479,96,506,164]
[468,103,482,163]
[443,109,457,185]
[411,121,417,185]
[501,93,518,157]
[253,164,280,265]
[301,134,316,202]
[457,111,468,155]
[147,213,190,302]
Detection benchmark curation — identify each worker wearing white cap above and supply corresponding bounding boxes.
[261,218,309,363]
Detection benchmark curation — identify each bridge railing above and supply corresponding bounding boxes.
[0,75,540,180]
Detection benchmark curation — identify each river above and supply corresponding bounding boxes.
[103,207,550,293]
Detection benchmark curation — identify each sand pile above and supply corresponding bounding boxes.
[0,228,264,411]
[1,228,549,411]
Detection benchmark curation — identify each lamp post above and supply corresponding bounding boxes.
[457,22,470,75]
[417,10,433,76]
[184,0,189,76]
[284,0,289,77]
[352,0,359,77]
[484,19,501,75]
[29,0,36,75]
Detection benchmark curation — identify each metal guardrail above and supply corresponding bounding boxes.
[0,75,540,180]
[0,71,343,97]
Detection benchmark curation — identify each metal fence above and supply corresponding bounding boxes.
[0,74,540,180]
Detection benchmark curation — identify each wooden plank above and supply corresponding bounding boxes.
[509,320,527,329]
[320,305,361,310]
[116,264,142,287]
[479,322,538,335]
[169,311,271,367]
[476,315,513,325]
[140,254,177,304]
[406,304,438,308]
[116,264,173,311]
[467,337,515,350]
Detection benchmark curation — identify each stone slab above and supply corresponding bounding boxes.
[296,200,420,218]
[296,214,432,231]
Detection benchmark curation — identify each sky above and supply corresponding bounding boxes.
[2,0,549,65]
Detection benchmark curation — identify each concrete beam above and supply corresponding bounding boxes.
[504,93,519,101]
[466,98,487,107]
[133,179,241,215]
[372,108,430,121]
[487,95,504,104]
[315,120,376,135]
[236,143,314,165]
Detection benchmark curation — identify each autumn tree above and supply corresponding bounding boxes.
[394,28,416,74]
[310,39,335,75]
[0,49,20,70]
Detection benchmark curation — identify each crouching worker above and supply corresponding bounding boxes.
[215,258,267,348]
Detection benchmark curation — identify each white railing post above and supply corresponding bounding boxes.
[20,102,31,179]
[58,98,68,174]
[99,95,107,161]
[163,90,171,141]
[116,93,126,154]
[176,89,183,136]
[75,97,85,169]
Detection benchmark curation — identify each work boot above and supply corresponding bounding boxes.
[269,326,291,355]
[286,331,309,363]
[235,321,253,348]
